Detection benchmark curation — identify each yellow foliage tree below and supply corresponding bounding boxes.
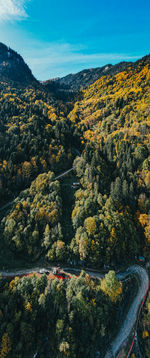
[84,217,97,235]
[22,161,32,178]
[0,333,11,358]
[142,330,149,339]
[26,302,32,312]
[59,341,70,356]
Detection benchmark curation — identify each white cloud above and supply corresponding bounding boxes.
[0,0,29,22]
[23,42,142,80]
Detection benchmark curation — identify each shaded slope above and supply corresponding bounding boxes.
[0,42,37,86]
[68,55,150,263]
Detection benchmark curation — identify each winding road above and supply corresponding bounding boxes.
[105,265,149,358]
[0,263,149,358]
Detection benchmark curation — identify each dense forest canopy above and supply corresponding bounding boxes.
[0,52,149,264]
[68,55,150,263]
[0,270,123,358]
[0,84,81,203]
[0,45,150,358]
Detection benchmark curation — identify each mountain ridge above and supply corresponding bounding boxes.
[43,62,131,91]
[42,54,150,98]
[0,42,37,86]
[0,41,150,98]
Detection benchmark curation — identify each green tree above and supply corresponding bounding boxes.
[100,270,122,302]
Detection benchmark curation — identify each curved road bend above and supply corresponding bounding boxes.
[64,264,149,358]
[0,264,149,358]
[104,265,149,358]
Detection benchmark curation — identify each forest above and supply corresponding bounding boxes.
[0,51,150,357]
[0,270,123,358]
[0,83,81,203]
[0,55,149,265]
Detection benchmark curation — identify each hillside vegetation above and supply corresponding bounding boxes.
[44,61,132,93]
[0,52,149,265]
[68,55,150,264]
[0,84,81,203]
[0,270,123,358]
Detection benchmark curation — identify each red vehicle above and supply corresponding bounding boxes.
[52,267,60,275]
[52,268,72,280]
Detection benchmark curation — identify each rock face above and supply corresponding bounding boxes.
[0,42,37,86]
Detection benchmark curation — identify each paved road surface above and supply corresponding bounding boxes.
[55,167,74,180]
[104,265,149,358]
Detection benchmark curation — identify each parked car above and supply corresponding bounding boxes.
[38,268,49,275]
[137,256,145,262]
[53,267,60,275]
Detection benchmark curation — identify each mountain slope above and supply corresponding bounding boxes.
[44,61,133,92]
[69,54,150,142]
[0,83,77,203]
[68,54,150,262]
[0,46,149,266]
[0,42,37,86]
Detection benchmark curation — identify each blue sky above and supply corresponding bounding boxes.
[0,0,150,80]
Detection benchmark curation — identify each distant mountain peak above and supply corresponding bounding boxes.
[42,55,150,100]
